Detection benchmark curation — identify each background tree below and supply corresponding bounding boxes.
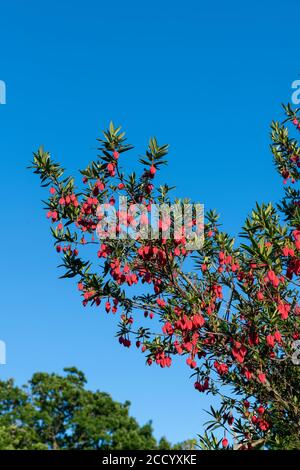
[30,102,300,450]
[0,368,184,450]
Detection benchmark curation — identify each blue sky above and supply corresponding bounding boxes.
[0,0,299,443]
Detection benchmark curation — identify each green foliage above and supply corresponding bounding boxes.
[30,102,300,450]
[0,368,180,450]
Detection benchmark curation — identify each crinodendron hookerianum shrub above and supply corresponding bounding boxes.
[30,102,300,450]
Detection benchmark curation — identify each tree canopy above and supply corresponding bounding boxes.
[0,367,188,450]
[31,101,300,449]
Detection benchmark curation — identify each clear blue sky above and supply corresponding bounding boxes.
[0,0,299,443]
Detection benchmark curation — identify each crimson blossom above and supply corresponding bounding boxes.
[31,103,300,450]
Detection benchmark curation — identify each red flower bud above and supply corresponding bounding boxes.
[222,438,228,448]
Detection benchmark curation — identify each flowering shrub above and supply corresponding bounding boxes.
[31,104,300,450]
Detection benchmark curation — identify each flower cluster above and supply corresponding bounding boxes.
[31,106,300,450]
